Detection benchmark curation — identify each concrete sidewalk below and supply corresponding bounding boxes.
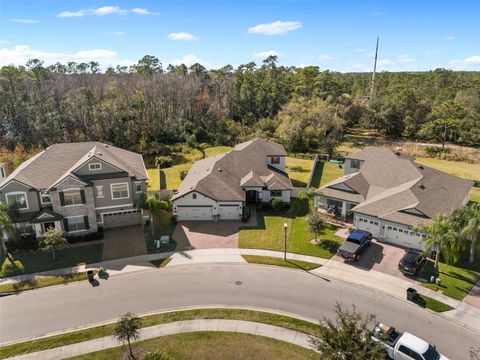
[8,319,313,360]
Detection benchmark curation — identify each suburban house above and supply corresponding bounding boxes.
[172,138,293,221]
[0,142,148,238]
[317,147,473,250]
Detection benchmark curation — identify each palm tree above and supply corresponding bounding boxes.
[460,204,480,263]
[300,187,322,214]
[414,213,462,271]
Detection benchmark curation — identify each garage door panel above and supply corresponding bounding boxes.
[385,227,423,250]
[177,206,213,221]
[219,205,239,220]
[103,210,141,229]
[356,218,380,237]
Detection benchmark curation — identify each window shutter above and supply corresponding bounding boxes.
[63,218,69,232]
[59,192,65,206]
[83,215,89,230]
[80,190,86,203]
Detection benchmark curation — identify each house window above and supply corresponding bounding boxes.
[350,159,361,169]
[192,193,197,199]
[369,220,374,224]
[6,192,28,209]
[399,229,404,233]
[374,221,379,226]
[135,182,142,193]
[68,217,86,232]
[392,227,397,231]
[40,191,51,204]
[111,183,129,199]
[270,190,282,197]
[270,156,280,165]
[96,185,104,198]
[89,163,102,171]
[0,167,5,178]
[64,190,83,206]
[387,226,392,230]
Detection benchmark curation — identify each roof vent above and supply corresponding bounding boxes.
[418,165,424,170]
[394,151,401,156]
[218,168,222,172]
[97,152,103,156]
[419,184,426,190]
[87,151,93,157]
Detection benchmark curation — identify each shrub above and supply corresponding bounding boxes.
[271,198,284,212]
[424,146,451,158]
[66,230,104,244]
[155,155,174,168]
[1,258,25,277]
[242,206,251,221]
[179,170,188,180]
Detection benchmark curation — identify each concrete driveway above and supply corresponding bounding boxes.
[173,221,238,250]
[332,239,415,282]
[102,225,147,261]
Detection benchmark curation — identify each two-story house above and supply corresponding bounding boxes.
[316,147,472,250]
[0,142,148,239]
[172,138,293,221]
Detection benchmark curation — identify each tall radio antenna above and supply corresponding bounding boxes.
[370,36,379,99]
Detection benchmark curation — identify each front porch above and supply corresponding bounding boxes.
[316,196,356,222]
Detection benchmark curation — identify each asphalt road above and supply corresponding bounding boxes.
[1,264,477,359]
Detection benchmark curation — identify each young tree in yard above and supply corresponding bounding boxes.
[414,214,462,271]
[309,303,385,360]
[0,202,14,255]
[115,312,141,360]
[39,228,68,262]
[305,213,325,243]
[300,187,322,214]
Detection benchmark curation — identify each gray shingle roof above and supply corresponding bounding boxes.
[173,138,292,201]
[321,147,473,225]
[0,142,148,190]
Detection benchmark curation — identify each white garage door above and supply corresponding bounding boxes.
[177,206,213,221]
[219,205,239,220]
[103,209,141,229]
[385,226,423,250]
[355,217,380,237]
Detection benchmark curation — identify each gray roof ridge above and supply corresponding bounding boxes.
[47,147,96,190]
[0,150,46,189]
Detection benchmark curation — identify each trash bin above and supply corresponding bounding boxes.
[87,270,94,282]
[407,287,417,301]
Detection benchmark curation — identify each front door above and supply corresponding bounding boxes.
[43,222,55,231]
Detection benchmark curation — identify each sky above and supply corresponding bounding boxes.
[0,0,479,72]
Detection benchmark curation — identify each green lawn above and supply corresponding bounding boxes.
[419,259,480,300]
[0,243,103,278]
[285,157,314,187]
[412,294,454,313]
[144,209,177,254]
[204,145,233,157]
[68,332,317,360]
[309,160,344,188]
[239,198,343,258]
[0,308,318,359]
[242,255,321,270]
[415,157,480,180]
[0,271,92,293]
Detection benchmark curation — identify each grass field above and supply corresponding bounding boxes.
[239,198,343,258]
[285,157,314,187]
[0,244,103,278]
[68,332,317,360]
[309,161,344,188]
[0,272,91,293]
[242,255,321,270]
[0,308,318,359]
[413,294,454,313]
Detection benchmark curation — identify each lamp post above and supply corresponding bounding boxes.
[283,222,288,260]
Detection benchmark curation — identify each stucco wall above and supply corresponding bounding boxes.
[261,189,291,203]
[344,159,364,175]
[0,180,40,213]
[267,155,286,172]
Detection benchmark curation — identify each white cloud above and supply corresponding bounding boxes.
[131,8,158,15]
[170,54,209,68]
[444,35,455,42]
[252,50,280,59]
[11,19,39,24]
[0,45,127,67]
[248,20,302,35]
[0,40,9,45]
[356,49,366,53]
[396,54,412,63]
[58,6,157,18]
[378,59,393,66]
[464,55,480,64]
[168,32,199,41]
[448,55,480,69]
[318,54,333,60]
[109,31,125,37]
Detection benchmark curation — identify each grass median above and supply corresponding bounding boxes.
[242,255,321,271]
[0,308,318,359]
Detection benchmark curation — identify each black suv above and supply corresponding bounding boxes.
[398,250,426,276]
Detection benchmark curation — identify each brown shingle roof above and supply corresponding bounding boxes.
[0,142,148,190]
[173,138,292,201]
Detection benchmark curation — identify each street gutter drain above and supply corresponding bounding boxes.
[235,281,242,286]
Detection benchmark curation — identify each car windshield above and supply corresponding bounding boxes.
[423,345,440,360]
[403,252,419,265]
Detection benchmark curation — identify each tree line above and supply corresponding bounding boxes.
[1,55,479,162]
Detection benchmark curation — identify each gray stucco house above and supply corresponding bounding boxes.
[172,138,293,221]
[0,142,148,238]
[317,147,473,250]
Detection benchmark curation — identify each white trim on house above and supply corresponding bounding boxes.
[5,191,29,210]
[40,190,52,204]
[94,203,134,210]
[96,185,104,198]
[62,188,83,207]
[88,162,102,171]
[71,155,126,176]
[134,181,142,193]
[49,175,89,190]
[97,208,141,224]
[64,215,89,233]
[110,182,130,200]
[0,179,33,191]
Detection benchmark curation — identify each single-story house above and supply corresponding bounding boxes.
[172,138,293,221]
[317,147,473,250]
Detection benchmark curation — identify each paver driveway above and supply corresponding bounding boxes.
[102,225,147,261]
[173,221,238,250]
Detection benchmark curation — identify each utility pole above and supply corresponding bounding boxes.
[370,36,379,99]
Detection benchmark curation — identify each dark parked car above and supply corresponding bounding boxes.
[398,250,426,276]
[337,230,372,261]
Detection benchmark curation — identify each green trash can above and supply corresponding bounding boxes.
[87,270,94,282]
[407,287,417,301]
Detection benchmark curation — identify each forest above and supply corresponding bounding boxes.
[1,55,479,165]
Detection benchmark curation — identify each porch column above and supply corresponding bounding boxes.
[54,220,62,231]
[34,223,42,238]
[341,201,347,219]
